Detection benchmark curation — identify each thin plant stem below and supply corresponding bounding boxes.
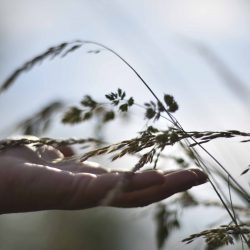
[80,40,249,201]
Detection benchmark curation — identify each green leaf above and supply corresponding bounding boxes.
[105,94,114,101]
[157,101,165,112]
[121,91,126,100]
[119,104,128,112]
[127,97,134,106]
[145,108,156,119]
[164,94,179,113]
[113,100,119,106]
[83,111,92,121]
[168,102,178,113]
[103,111,115,122]
[164,94,174,106]
[241,168,250,175]
[117,88,122,97]
[81,95,97,108]
[156,133,169,144]
[155,204,180,250]
[147,126,159,133]
[169,132,179,144]
[62,107,82,124]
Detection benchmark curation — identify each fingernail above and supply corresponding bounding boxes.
[187,169,208,185]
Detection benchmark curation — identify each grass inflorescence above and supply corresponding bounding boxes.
[1,40,249,250]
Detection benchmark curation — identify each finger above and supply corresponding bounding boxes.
[37,145,107,175]
[0,144,64,164]
[0,145,42,163]
[64,169,204,208]
[65,171,165,209]
[110,169,208,207]
[86,171,165,201]
[36,145,64,162]
[56,145,75,157]
[123,170,165,191]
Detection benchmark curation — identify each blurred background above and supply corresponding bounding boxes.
[0,0,249,249]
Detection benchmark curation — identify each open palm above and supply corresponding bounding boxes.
[0,145,207,214]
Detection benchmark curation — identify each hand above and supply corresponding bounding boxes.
[0,145,207,214]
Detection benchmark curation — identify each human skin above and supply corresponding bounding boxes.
[0,145,208,214]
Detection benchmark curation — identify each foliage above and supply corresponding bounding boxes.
[182,224,250,250]
[155,203,180,249]
[0,137,100,152]
[0,40,250,250]
[16,101,64,135]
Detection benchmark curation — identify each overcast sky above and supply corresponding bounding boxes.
[0,1,249,249]
[0,0,249,170]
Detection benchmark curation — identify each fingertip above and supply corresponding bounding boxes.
[57,145,75,157]
[162,169,208,195]
[36,145,64,162]
[109,169,208,208]
[187,168,208,185]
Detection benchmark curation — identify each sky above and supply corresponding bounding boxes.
[0,1,249,249]
[0,0,249,132]
[0,0,249,171]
